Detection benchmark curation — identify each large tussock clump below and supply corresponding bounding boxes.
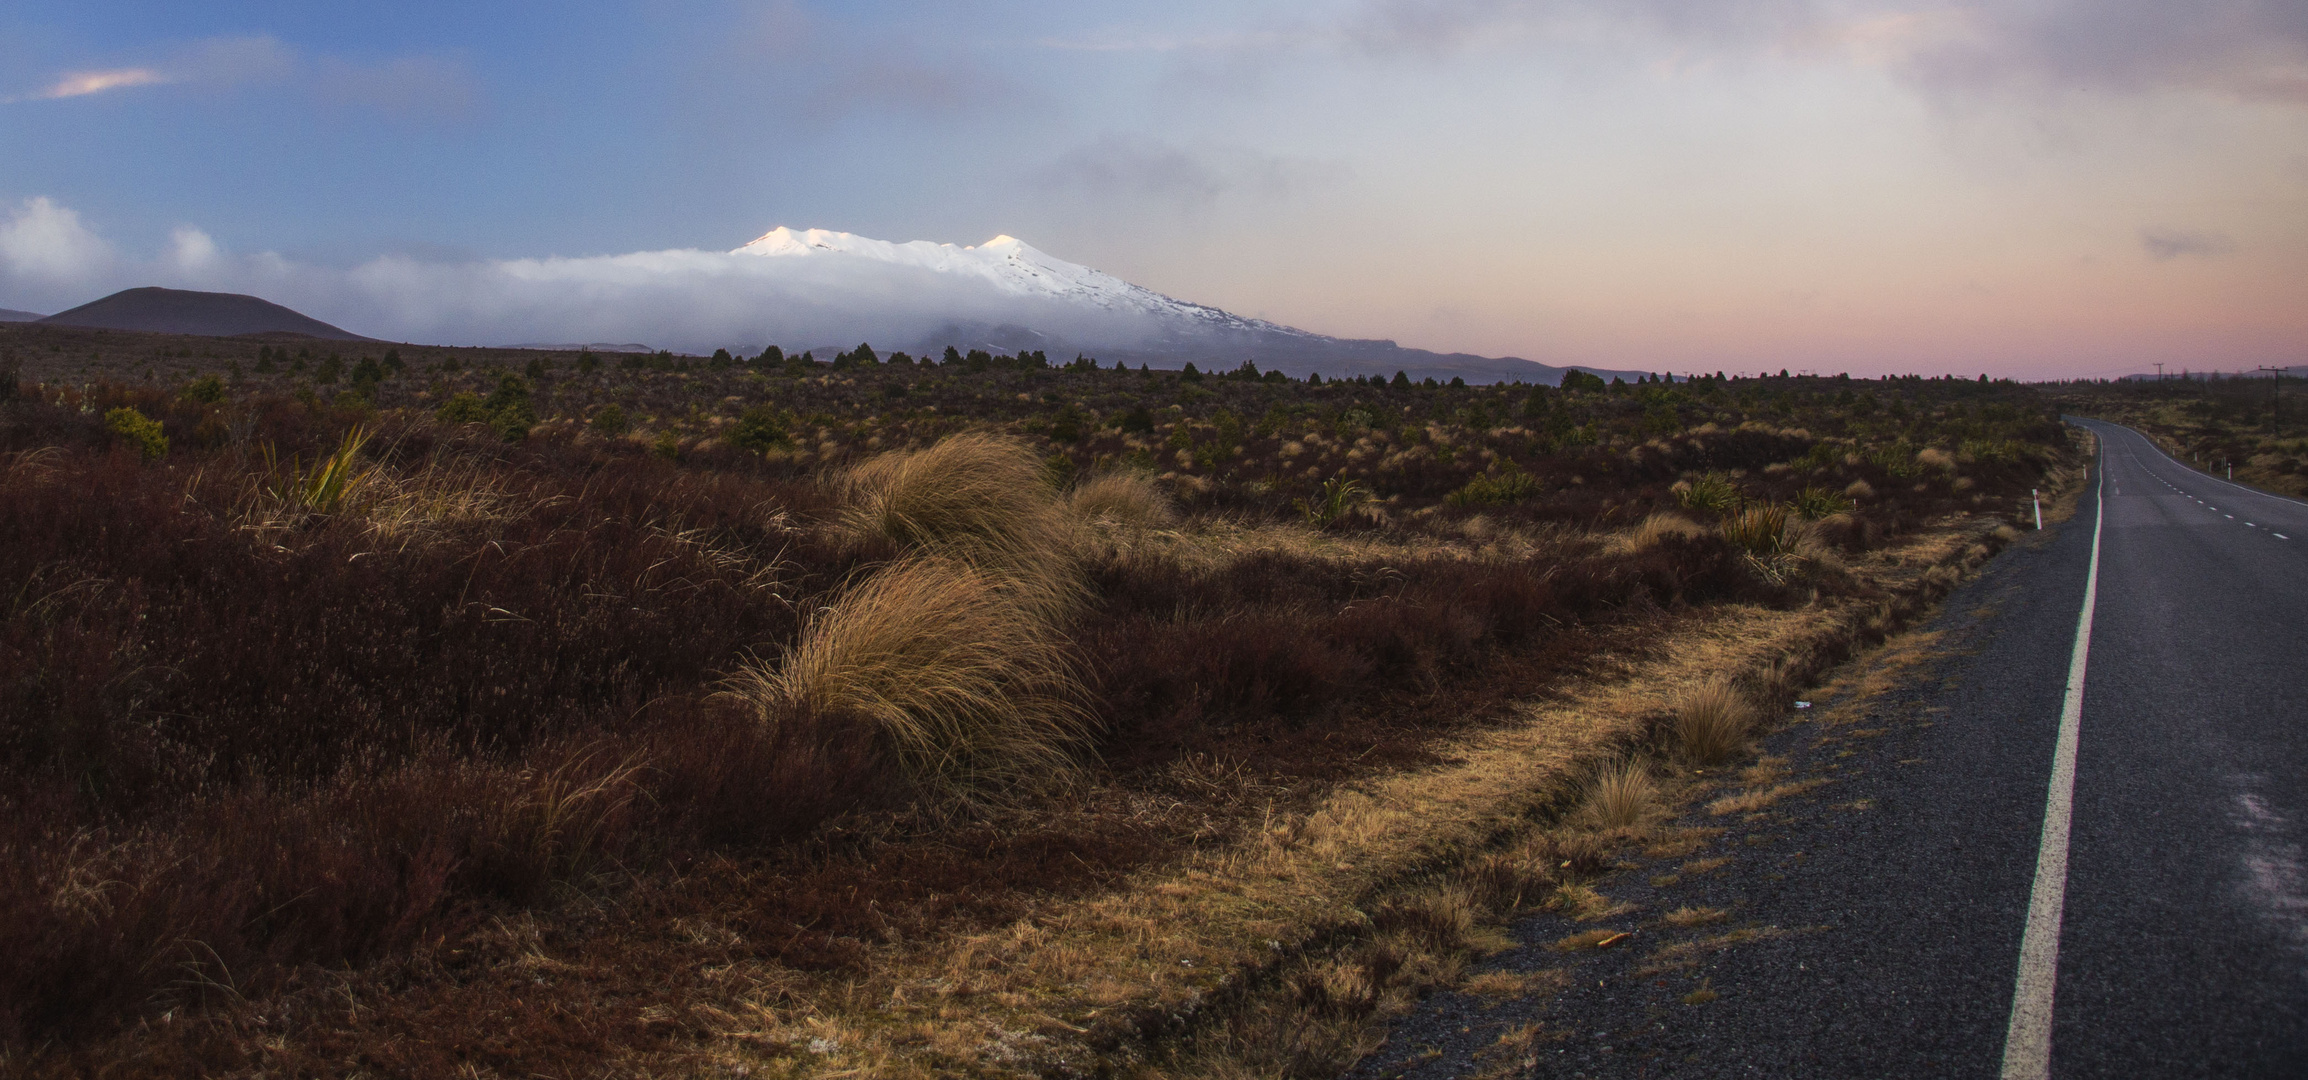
[836,430,1087,621]
[731,432,1104,802]
[727,556,1092,801]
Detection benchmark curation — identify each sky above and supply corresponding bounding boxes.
[2,1,2304,379]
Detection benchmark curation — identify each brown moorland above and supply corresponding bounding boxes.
[0,324,2075,1076]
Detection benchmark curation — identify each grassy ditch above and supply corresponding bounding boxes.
[0,334,2075,1075]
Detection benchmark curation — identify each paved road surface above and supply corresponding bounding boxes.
[1347,420,2308,1078]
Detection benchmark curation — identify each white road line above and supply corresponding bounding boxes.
[2279,534,2292,541]
[2001,447,2104,1080]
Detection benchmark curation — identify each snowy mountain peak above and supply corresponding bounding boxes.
[711,225,1576,383]
[731,225,1280,332]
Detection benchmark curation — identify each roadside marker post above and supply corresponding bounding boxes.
[2033,489,2042,530]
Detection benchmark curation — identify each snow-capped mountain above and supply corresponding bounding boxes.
[728,227,1614,385]
[734,227,1312,340]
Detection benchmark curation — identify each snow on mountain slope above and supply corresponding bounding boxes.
[733,227,1314,340]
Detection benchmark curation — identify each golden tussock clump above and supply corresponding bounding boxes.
[722,556,1094,801]
[1066,469,1176,530]
[839,430,1069,552]
[836,430,1086,621]
[1582,758,1658,830]
[1673,677,1757,765]
[1608,511,1706,556]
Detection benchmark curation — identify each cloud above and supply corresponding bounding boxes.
[21,68,167,102]
[0,198,1185,354]
[0,198,116,298]
[1330,1,2308,102]
[168,227,222,273]
[1035,137,1334,211]
[2,35,481,119]
[2140,227,2238,261]
[1901,1,2308,102]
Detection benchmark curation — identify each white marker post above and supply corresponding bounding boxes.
[2033,489,2043,530]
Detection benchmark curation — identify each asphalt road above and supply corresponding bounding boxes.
[1347,421,2308,1079]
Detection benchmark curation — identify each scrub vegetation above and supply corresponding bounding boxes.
[0,322,2073,1076]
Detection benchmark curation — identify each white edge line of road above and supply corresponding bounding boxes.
[2072,416,2308,511]
[2000,433,2105,1080]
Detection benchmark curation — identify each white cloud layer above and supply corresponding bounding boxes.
[0,199,1184,353]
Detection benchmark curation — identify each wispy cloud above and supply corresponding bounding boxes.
[27,67,168,101]
[1323,1,2308,102]
[2141,227,2238,261]
[1035,137,1335,212]
[3,35,480,119]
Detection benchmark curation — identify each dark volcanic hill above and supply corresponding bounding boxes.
[37,287,370,341]
[0,308,43,322]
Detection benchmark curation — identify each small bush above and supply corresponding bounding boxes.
[181,374,226,404]
[435,391,490,424]
[1675,472,1741,514]
[590,404,629,436]
[728,404,791,453]
[102,407,167,459]
[1674,678,1755,765]
[437,378,535,440]
[1793,486,1855,520]
[1297,476,1373,528]
[1445,462,1540,507]
[1720,503,1794,555]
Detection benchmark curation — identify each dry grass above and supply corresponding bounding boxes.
[1673,677,1757,765]
[1663,906,1728,928]
[1580,758,1658,830]
[1607,511,1706,556]
[1460,969,1561,1000]
[838,430,1087,621]
[1709,779,1829,816]
[720,556,1094,801]
[1067,469,1176,529]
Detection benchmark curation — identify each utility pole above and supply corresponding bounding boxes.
[2154,362,2165,382]
[2258,366,2284,434]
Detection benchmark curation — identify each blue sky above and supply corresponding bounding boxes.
[4,1,2305,377]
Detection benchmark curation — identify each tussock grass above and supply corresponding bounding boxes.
[1608,511,1706,556]
[839,430,1068,554]
[837,430,1087,621]
[1067,468,1176,529]
[722,556,1094,802]
[1581,758,1658,830]
[1674,677,1757,765]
